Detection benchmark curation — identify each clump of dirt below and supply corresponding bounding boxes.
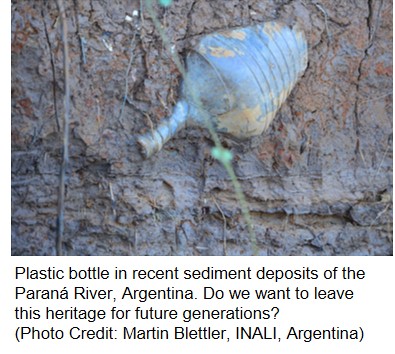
[12,0,392,255]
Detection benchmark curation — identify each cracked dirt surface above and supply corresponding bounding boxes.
[12,0,392,256]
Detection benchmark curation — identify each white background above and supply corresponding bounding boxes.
[3,257,395,354]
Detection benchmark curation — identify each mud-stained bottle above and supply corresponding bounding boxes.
[137,21,308,158]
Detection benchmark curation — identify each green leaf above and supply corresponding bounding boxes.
[158,0,172,7]
[211,147,233,163]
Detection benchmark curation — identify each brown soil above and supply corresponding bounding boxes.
[12,0,392,255]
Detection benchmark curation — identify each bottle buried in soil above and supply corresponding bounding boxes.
[137,21,308,158]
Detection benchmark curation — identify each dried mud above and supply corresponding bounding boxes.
[12,0,393,255]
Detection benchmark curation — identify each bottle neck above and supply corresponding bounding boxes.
[136,100,189,158]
